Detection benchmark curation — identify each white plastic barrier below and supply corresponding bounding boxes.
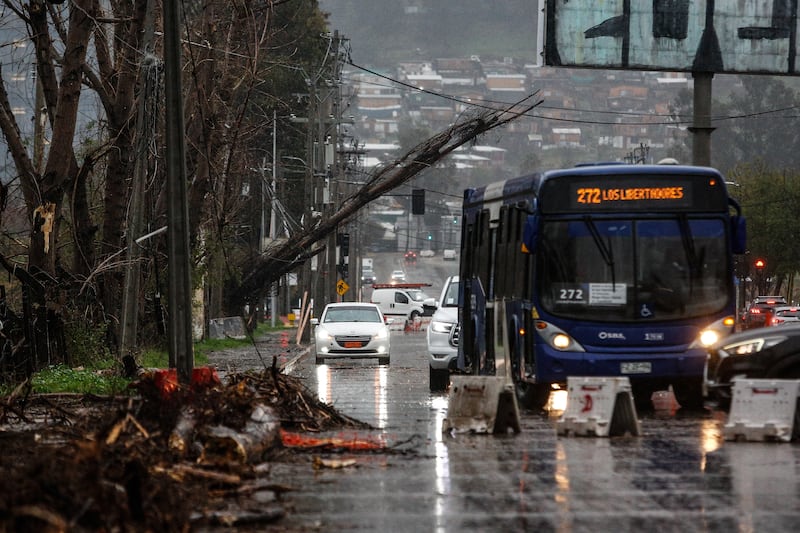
[723,379,800,442]
[443,376,521,434]
[208,316,247,340]
[556,376,641,437]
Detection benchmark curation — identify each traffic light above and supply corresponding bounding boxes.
[338,232,350,256]
[412,189,425,215]
[427,233,432,241]
[754,258,766,270]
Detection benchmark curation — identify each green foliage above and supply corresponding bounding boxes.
[712,77,800,173]
[30,365,130,395]
[728,160,800,296]
[1,323,292,396]
[138,322,283,369]
[63,320,113,367]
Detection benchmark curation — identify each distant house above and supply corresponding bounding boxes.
[607,85,649,111]
[434,57,484,88]
[485,74,526,93]
[449,152,491,169]
[551,128,582,147]
[470,145,507,166]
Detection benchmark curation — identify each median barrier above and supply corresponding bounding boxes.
[723,379,800,442]
[556,376,641,437]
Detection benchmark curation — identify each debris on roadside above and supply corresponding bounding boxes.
[0,364,376,531]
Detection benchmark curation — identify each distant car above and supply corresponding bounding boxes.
[769,306,800,326]
[405,287,436,316]
[371,286,426,321]
[390,270,406,283]
[311,302,391,365]
[743,296,787,329]
[706,323,800,410]
[753,295,787,304]
[419,250,435,258]
[442,249,456,261]
[404,251,417,263]
[427,275,460,391]
[361,269,376,285]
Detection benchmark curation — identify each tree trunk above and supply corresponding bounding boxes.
[29,0,94,276]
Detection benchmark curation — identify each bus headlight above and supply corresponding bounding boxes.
[552,333,571,349]
[689,316,736,349]
[535,321,585,352]
[698,329,720,347]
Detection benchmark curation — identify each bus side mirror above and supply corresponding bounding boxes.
[521,215,539,254]
[731,216,746,255]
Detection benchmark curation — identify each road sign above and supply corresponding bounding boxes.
[336,279,349,296]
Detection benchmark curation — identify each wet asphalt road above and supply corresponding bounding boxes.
[221,329,800,533]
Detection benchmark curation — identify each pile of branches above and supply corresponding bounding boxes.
[0,368,372,531]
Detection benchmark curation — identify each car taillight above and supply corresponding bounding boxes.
[751,308,761,314]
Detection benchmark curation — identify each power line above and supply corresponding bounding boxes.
[346,61,800,127]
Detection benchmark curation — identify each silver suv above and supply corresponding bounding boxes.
[427,275,459,391]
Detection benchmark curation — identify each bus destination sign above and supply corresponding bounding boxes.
[538,174,730,214]
[574,184,690,208]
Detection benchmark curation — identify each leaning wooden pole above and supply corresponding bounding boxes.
[164,1,194,384]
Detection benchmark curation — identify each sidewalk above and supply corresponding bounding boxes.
[206,327,311,376]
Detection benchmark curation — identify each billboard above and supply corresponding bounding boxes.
[545,0,800,75]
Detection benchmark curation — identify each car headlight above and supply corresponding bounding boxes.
[373,328,389,340]
[721,334,787,355]
[429,321,453,334]
[315,327,332,342]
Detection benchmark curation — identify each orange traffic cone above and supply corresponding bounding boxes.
[280,331,289,348]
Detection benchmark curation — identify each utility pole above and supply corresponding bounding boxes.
[269,110,278,327]
[163,1,194,383]
[120,0,157,360]
[690,71,714,166]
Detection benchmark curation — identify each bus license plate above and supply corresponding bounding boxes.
[621,362,651,374]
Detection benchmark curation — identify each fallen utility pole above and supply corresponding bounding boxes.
[230,94,543,305]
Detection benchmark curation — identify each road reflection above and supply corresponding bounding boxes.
[315,363,389,428]
[285,335,800,531]
[431,396,450,533]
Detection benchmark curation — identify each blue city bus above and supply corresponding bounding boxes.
[457,163,746,411]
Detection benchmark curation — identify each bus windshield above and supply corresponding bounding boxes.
[537,216,730,321]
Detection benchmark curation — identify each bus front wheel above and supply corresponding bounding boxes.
[515,381,551,413]
[672,377,705,411]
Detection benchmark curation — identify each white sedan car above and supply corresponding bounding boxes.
[311,303,391,365]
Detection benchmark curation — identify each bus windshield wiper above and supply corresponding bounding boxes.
[678,214,709,297]
[583,215,616,287]
[678,214,699,291]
